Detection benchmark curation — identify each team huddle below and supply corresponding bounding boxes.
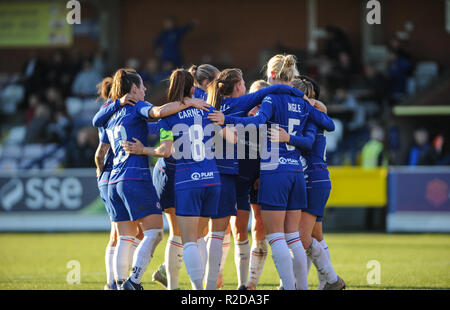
[93,54,345,290]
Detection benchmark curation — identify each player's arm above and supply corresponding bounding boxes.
[268,122,316,152]
[92,94,137,127]
[146,98,210,119]
[178,21,196,36]
[94,142,110,177]
[208,95,274,126]
[233,85,305,114]
[122,128,173,158]
[122,138,173,158]
[305,99,335,132]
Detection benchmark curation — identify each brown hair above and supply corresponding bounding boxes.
[291,78,315,98]
[97,76,113,100]
[189,64,220,88]
[109,68,142,101]
[167,69,194,104]
[207,68,242,110]
[266,54,299,82]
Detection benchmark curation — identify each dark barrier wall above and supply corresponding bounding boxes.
[387,167,450,232]
[389,168,450,213]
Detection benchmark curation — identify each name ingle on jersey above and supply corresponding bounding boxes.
[288,102,304,113]
[260,94,309,174]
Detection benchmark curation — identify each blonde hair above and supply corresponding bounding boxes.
[266,54,299,83]
[249,80,270,93]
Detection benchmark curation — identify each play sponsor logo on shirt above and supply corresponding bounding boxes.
[278,157,300,165]
[191,172,215,181]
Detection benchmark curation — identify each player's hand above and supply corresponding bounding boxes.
[303,95,314,106]
[96,168,102,178]
[207,111,225,125]
[119,93,137,107]
[313,99,328,114]
[185,98,210,111]
[268,126,290,143]
[122,138,144,155]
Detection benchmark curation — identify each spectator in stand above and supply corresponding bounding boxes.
[389,37,412,62]
[45,86,72,143]
[333,83,365,132]
[92,49,107,76]
[20,50,46,109]
[408,128,437,166]
[323,25,353,62]
[327,51,356,95]
[24,87,72,145]
[25,92,44,125]
[65,126,98,168]
[67,49,83,83]
[434,135,450,165]
[153,60,175,86]
[140,57,160,87]
[45,50,66,90]
[361,124,387,167]
[332,83,368,165]
[125,57,140,71]
[45,86,64,111]
[24,94,51,144]
[47,106,72,144]
[71,59,103,97]
[358,63,389,108]
[387,49,412,102]
[153,17,197,67]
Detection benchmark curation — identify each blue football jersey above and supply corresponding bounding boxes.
[105,101,154,183]
[158,106,221,190]
[224,92,334,175]
[216,84,306,175]
[289,121,331,188]
[93,98,121,128]
[193,86,208,101]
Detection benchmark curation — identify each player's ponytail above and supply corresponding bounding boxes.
[97,76,113,100]
[189,64,220,89]
[266,54,299,83]
[167,69,194,105]
[291,78,315,99]
[109,68,141,101]
[298,75,320,99]
[207,68,242,110]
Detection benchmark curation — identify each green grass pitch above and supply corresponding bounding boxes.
[0,232,449,290]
